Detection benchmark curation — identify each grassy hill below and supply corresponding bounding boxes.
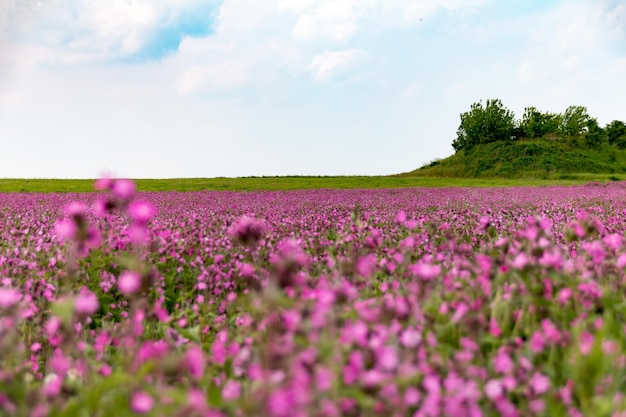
[406,139,626,180]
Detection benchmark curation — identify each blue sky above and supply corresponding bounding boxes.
[1,0,625,178]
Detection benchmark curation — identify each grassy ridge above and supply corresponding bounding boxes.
[0,175,621,193]
[411,139,626,179]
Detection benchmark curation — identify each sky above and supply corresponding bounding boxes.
[0,0,625,179]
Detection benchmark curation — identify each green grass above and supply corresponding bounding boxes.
[0,175,620,193]
[411,138,626,179]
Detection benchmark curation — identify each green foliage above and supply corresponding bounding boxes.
[453,99,516,152]
[418,139,626,179]
[584,118,606,149]
[560,105,591,137]
[607,120,626,149]
[519,107,561,139]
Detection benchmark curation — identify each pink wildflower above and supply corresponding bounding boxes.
[112,179,136,199]
[131,391,154,414]
[400,328,422,348]
[579,332,594,355]
[409,262,441,280]
[404,386,421,406]
[94,176,114,191]
[493,350,514,374]
[355,254,377,278]
[222,380,241,400]
[0,288,21,309]
[43,375,62,399]
[53,219,77,241]
[128,200,157,224]
[74,288,99,316]
[118,271,142,295]
[183,345,206,380]
[557,288,572,305]
[529,372,550,395]
[511,252,529,269]
[267,389,293,417]
[229,216,266,246]
[529,330,546,353]
[484,379,503,400]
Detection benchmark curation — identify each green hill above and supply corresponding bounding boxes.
[406,139,626,180]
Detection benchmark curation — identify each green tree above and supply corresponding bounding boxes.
[560,105,590,137]
[584,118,606,149]
[606,120,626,149]
[519,107,561,139]
[452,99,516,152]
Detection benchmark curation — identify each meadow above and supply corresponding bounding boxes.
[0,174,615,193]
[2,179,626,416]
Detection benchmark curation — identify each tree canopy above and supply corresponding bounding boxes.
[452,99,626,153]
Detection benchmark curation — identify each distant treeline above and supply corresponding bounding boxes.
[452,99,626,152]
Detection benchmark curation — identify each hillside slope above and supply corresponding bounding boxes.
[406,139,626,179]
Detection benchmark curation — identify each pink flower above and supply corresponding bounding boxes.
[64,201,87,217]
[579,332,594,355]
[0,288,22,309]
[377,346,398,371]
[529,372,550,395]
[409,262,441,281]
[118,271,142,295]
[131,391,154,414]
[74,288,99,316]
[489,317,502,337]
[557,288,572,305]
[45,317,61,337]
[493,350,514,374]
[400,328,422,348]
[267,389,293,417]
[54,219,77,241]
[529,399,545,413]
[239,263,255,278]
[511,252,529,269]
[43,375,62,399]
[127,224,148,244]
[315,367,333,392]
[529,330,546,353]
[229,216,266,246]
[128,201,156,224]
[484,379,503,400]
[355,254,377,278]
[404,386,421,406]
[540,319,559,342]
[112,179,136,199]
[222,380,241,400]
[183,345,205,380]
[94,176,114,191]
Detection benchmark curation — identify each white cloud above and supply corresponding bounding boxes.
[177,60,248,93]
[2,0,222,64]
[380,0,486,24]
[293,0,366,43]
[307,48,368,82]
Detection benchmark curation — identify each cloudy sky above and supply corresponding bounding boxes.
[1,0,625,178]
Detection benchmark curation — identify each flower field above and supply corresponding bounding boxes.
[2,180,626,416]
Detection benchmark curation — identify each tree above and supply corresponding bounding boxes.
[606,120,626,149]
[584,118,606,149]
[519,107,561,139]
[560,106,590,137]
[452,99,516,152]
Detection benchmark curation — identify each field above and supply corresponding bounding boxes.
[3,179,626,416]
[0,174,617,193]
